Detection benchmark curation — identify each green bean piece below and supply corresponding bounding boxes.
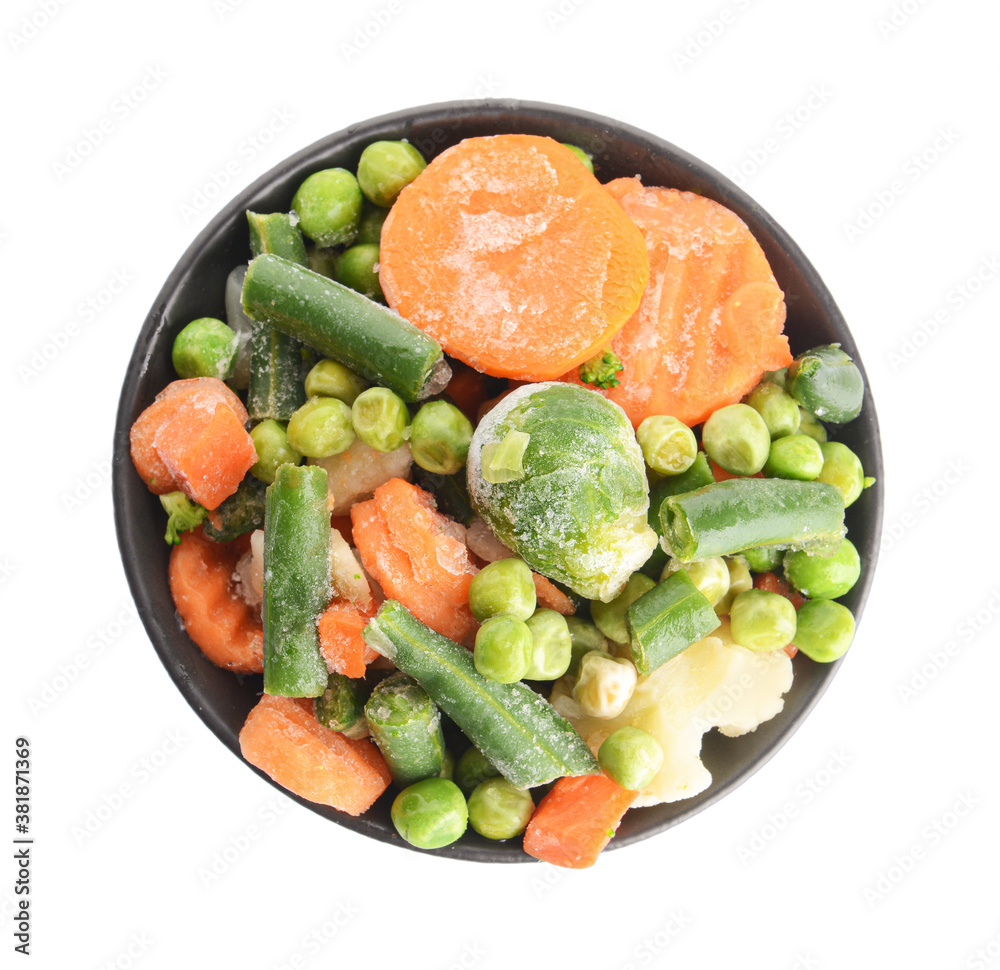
[598,726,664,791]
[364,672,446,787]
[356,140,427,208]
[468,558,536,622]
[729,589,797,652]
[467,778,534,840]
[816,441,866,507]
[249,419,302,484]
[660,556,730,608]
[701,403,771,476]
[474,616,534,684]
[745,381,801,439]
[741,545,784,574]
[626,570,721,675]
[262,464,331,697]
[356,200,390,245]
[454,746,500,793]
[409,400,474,476]
[784,538,861,599]
[304,358,369,405]
[793,599,855,662]
[643,453,716,579]
[202,474,267,542]
[391,777,468,849]
[797,408,828,443]
[333,243,383,302]
[787,344,864,424]
[351,386,409,452]
[286,397,355,459]
[247,211,308,265]
[763,433,825,481]
[524,609,573,680]
[715,556,752,615]
[565,616,609,677]
[591,573,656,644]
[572,652,638,718]
[636,415,698,475]
[659,478,846,562]
[561,143,594,173]
[172,317,239,380]
[314,673,368,732]
[292,168,363,247]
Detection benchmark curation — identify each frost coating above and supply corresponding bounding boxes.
[468,383,658,602]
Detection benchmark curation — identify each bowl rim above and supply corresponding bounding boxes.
[113,98,884,863]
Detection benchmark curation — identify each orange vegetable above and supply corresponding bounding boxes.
[444,359,495,423]
[522,773,638,868]
[379,134,649,381]
[709,459,764,483]
[239,695,391,816]
[532,573,576,616]
[753,571,806,611]
[168,528,263,672]
[562,179,791,428]
[318,600,378,679]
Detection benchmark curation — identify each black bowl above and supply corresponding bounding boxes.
[113,100,884,862]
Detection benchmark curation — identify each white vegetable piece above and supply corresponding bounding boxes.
[329,527,372,608]
[310,437,413,515]
[572,652,638,719]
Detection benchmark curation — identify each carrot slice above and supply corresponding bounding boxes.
[709,459,764,483]
[351,478,478,642]
[753,571,806,611]
[318,600,377,679]
[379,134,649,381]
[239,695,391,816]
[562,179,791,428]
[168,528,263,672]
[523,773,638,868]
[532,573,576,616]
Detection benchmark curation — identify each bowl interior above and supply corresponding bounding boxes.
[113,100,884,862]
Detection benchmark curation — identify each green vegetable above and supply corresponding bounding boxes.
[659,478,846,562]
[362,600,600,788]
[579,347,624,389]
[474,616,534,684]
[565,616,609,677]
[306,246,338,278]
[480,429,530,484]
[202,475,267,543]
[333,243,383,302]
[561,143,594,173]
[438,749,455,781]
[598,727,664,791]
[591,573,656,644]
[159,491,206,545]
[364,672,445,787]
[249,419,302,484]
[285,397,355,459]
[745,381,801,439]
[468,558,536,623]
[816,441,866,507]
[356,140,427,208]
[467,778,534,840]
[741,545,784,574]
[171,317,238,380]
[524,609,572,681]
[763,433,825,481]
[787,344,864,424]
[292,168,363,247]
[391,777,468,849]
[797,408,828,443]
[784,538,861,599]
[636,415,698,476]
[793,599,855,662]
[715,555,752,615]
[246,211,308,264]
[660,556,730,608]
[262,464,331,697]
[729,589,797,652]
[625,570,721,675]
[355,201,389,246]
[408,400,473,475]
[314,672,368,733]
[572,651,637,718]
[453,746,500,793]
[467,383,658,602]
[701,403,771,476]
[351,386,409,452]
[242,254,447,402]
[304,358,369,405]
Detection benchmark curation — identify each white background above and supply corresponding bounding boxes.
[4,0,999,967]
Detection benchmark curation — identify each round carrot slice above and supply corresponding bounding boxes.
[562,179,791,428]
[379,135,649,381]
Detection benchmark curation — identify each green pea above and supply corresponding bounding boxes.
[314,672,367,733]
[355,200,390,246]
[565,616,609,677]
[409,400,474,476]
[591,573,656,644]
[474,615,533,684]
[787,344,864,424]
[763,433,825,481]
[598,726,664,791]
[742,546,784,573]
[816,441,865,506]
[304,359,369,405]
[572,651,637,718]
[333,243,384,302]
[730,589,797,652]
[715,556,752,615]
[797,408,828,443]
[524,609,572,680]
[794,599,855,662]
[292,168,363,247]
[702,403,771,475]
[454,746,500,794]
[636,415,698,475]
[468,558,536,622]
[356,140,427,208]
[467,777,535,840]
[745,381,801,439]
[561,143,594,173]
[660,556,730,608]
[306,246,338,278]
[285,397,355,459]
[172,317,238,380]
[390,777,468,849]
[784,538,860,599]
[351,386,409,452]
[438,749,455,781]
[249,419,302,484]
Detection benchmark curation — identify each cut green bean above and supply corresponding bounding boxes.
[314,672,368,733]
[202,474,267,542]
[591,573,656,644]
[643,453,716,578]
[247,211,308,265]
